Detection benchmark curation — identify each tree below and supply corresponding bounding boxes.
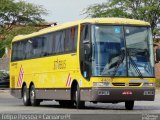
[84,0,160,36]
[0,0,48,53]
[0,25,43,50]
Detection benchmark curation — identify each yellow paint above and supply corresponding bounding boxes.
[10,18,154,90]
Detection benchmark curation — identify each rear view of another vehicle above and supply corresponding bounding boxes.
[0,71,9,88]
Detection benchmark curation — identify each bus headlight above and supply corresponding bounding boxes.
[142,83,155,87]
[93,82,111,87]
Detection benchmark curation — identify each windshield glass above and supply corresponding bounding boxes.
[92,25,127,76]
[92,25,154,77]
[125,26,154,77]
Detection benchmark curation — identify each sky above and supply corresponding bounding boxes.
[25,0,107,24]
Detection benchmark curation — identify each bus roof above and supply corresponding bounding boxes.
[12,18,150,42]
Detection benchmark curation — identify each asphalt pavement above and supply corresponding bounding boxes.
[0,89,160,120]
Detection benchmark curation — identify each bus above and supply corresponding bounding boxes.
[10,18,155,110]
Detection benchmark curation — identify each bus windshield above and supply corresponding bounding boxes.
[92,25,154,77]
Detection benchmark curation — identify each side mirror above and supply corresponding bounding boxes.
[156,48,160,62]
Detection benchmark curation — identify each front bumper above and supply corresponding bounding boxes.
[81,87,155,102]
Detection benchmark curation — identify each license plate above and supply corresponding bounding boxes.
[98,91,110,95]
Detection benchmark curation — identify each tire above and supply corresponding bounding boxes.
[29,85,40,106]
[75,84,85,109]
[125,101,134,110]
[22,85,31,106]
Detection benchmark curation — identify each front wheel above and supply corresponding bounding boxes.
[125,101,134,110]
[75,84,85,109]
[29,85,41,106]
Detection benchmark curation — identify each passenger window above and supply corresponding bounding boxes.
[11,25,78,61]
[55,31,65,53]
[65,26,78,52]
[25,39,33,59]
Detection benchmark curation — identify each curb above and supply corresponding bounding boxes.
[0,88,10,93]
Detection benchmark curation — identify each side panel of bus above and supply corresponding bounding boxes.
[10,24,90,100]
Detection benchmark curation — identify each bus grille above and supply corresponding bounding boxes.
[129,83,141,86]
[112,83,141,86]
[112,83,125,86]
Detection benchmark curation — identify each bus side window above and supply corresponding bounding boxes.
[51,33,56,54]
[73,27,78,51]
[17,42,26,60]
[32,37,45,58]
[80,24,91,79]
[54,31,65,54]
[65,28,72,52]
[65,26,78,52]
[42,34,50,56]
[25,39,33,59]
[12,40,27,61]
[12,43,18,61]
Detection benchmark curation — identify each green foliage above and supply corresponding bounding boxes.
[1,26,41,49]
[0,0,47,28]
[153,28,160,36]
[0,0,48,53]
[85,0,160,34]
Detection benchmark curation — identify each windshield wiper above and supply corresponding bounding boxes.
[127,49,143,78]
[112,49,125,77]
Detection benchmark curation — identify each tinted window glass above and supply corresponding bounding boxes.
[32,37,45,58]
[65,27,78,52]
[25,39,33,59]
[81,25,89,42]
[43,33,53,56]
[12,41,26,61]
[12,43,18,61]
[11,25,78,61]
[55,31,65,53]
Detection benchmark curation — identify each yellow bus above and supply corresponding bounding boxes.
[10,18,155,110]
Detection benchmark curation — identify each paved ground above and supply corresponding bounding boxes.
[0,89,160,120]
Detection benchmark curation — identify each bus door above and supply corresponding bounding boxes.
[80,24,92,80]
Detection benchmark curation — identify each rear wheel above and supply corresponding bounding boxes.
[75,84,85,109]
[125,101,134,110]
[30,85,41,106]
[22,85,31,106]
